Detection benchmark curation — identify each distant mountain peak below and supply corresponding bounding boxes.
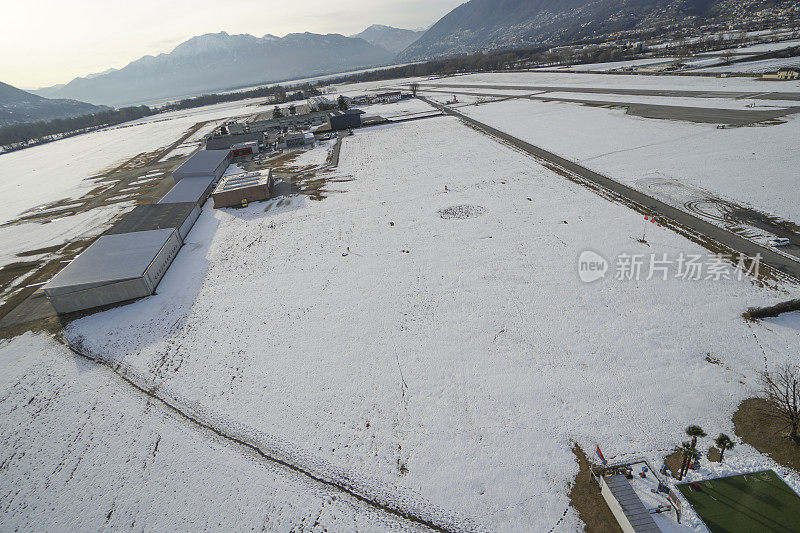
[170,31,260,56]
[85,68,118,80]
[350,24,425,55]
[1,80,104,126]
[32,31,394,107]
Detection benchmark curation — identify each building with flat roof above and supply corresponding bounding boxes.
[105,203,200,241]
[206,132,263,151]
[173,149,232,183]
[308,96,334,111]
[327,109,364,131]
[212,171,274,208]
[158,176,215,206]
[43,229,182,314]
[279,132,314,149]
[230,141,260,157]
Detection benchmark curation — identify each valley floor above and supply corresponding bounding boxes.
[1,73,800,531]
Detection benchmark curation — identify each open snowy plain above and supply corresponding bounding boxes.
[414,71,800,227]
[0,98,262,226]
[2,73,800,531]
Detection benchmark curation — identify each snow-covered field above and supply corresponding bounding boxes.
[696,56,800,73]
[360,98,438,119]
[547,57,678,72]
[452,97,799,223]
[158,119,222,161]
[0,334,417,532]
[2,69,800,531]
[0,203,131,266]
[43,116,800,531]
[529,91,798,109]
[0,98,261,226]
[717,38,800,55]
[419,71,800,94]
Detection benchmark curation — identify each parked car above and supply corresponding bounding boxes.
[768,237,791,247]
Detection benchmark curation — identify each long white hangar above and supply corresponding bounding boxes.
[43,229,182,314]
[43,148,232,314]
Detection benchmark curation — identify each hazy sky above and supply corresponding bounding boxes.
[1,0,464,89]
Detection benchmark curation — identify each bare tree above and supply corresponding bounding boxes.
[674,47,691,67]
[760,363,800,443]
[410,82,419,98]
[722,50,734,65]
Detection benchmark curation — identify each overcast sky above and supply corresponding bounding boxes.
[1,0,464,89]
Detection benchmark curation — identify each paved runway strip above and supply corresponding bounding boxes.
[421,96,800,281]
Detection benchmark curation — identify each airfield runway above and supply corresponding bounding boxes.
[415,82,800,101]
[415,87,799,125]
[421,96,800,280]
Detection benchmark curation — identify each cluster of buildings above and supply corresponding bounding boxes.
[345,91,408,106]
[209,96,367,153]
[42,146,273,315]
[42,91,399,315]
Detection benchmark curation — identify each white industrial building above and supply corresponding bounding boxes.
[43,229,182,314]
[158,175,216,206]
[173,149,232,183]
[43,145,237,314]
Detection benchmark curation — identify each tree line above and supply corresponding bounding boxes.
[2,46,570,151]
[0,105,154,148]
[0,83,322,150]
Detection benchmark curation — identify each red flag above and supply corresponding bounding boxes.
[596,445,607,465]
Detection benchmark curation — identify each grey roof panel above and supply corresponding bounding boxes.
[44,229,177,295]
[158,176,214,204]
[174,149,230,176]
[105,203,198,235]
[605,475,661,533]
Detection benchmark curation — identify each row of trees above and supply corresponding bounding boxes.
[0,105,154,147]
[161,83,319,113]
[674,425,735,480]
[0,83,322,150]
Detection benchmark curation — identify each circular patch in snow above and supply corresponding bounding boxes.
[438,205,487,220]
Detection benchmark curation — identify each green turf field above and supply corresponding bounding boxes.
[677,470,800,532]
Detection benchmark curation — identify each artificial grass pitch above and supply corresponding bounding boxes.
[677,469,800,533]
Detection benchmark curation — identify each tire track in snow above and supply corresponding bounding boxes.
[64,343,464,533]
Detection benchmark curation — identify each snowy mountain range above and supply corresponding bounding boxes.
[350,24,425,55]
[33,31,395,107]
[0,81,105,126]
